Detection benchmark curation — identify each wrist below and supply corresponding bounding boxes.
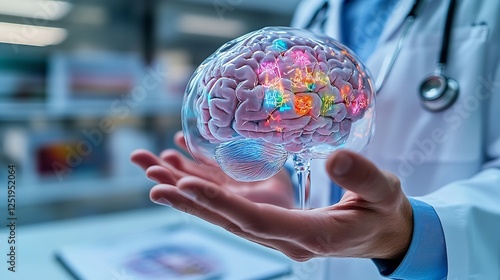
[376,194,413,261]
[373,198,448,279]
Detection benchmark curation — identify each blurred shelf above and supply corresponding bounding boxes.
[17,176,153,206]
[0,98,182,120]
[0,101,46,120]
[175,0,301,15]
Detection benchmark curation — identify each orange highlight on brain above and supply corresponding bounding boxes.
[295,95,313,115]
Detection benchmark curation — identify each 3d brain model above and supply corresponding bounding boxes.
[182,27,375,181]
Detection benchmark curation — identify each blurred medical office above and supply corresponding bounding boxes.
[0,0,300,279]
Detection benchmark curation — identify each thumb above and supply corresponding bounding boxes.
[326,150,400,204]
[174,131,190,153]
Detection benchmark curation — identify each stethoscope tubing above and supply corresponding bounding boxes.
[375,0,426,92]
[306,0,459,110]
[374,16,415,92]
[438,0,457,67]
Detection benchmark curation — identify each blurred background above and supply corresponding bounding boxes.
[0,0,301,225]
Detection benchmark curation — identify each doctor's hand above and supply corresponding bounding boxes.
[130,132,294,209]
[132,139,413,263]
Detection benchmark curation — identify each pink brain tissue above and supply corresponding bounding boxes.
[182,27,375,181]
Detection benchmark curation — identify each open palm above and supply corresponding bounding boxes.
[131,131,294,209]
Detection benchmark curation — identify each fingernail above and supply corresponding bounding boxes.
[333,152,352,176]
[152,197,172,206]
[180,189,198,200]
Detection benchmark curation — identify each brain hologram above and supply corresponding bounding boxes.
[183,27,375,181]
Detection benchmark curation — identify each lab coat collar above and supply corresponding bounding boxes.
[293,0,327,31]
[326,0,418,44]
[326,0,342,40]
[377,0,419,44]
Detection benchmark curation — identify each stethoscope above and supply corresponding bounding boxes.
[306,0,460,112]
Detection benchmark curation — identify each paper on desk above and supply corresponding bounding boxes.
[56,223,291,280]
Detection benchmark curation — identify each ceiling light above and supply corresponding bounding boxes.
[178,14,246,38]
[0,0,72,21]
[0,22,67,47]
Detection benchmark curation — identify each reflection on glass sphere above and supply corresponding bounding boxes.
[182,27,375,182]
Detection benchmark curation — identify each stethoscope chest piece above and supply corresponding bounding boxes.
[418,0,460,112]
[419,73,459,111]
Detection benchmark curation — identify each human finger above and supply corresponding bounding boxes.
[146,165,177,185]
[150,184,313,261]
[130,149,186,182]
[146,164,220,188]
[159,149,231,184]
[326,150,400,204]
[175,176,309,240]
[130,149,163,170]
[151,184,240,229]
[174,131,189,153]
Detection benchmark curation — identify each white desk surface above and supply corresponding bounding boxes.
[0,206,308,280]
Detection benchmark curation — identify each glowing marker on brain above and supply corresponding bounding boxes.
[314,71,330,85]
[275,93,283,106]
[341,84,351,96]
[261,61,279,75]
[261,58,282,87]
[305,73,316,91]
[276,92,290,106]
[264,89,276,107]
[293,51,310,66]
[291,69,305,89]
[321,95,335,115]
[265,113,283,128]
[340,84,352,105]
[295,95,313,115]
[274,92,292,111]
[351,94,368,115]
[272,39,287,52]
[280,103,292,112]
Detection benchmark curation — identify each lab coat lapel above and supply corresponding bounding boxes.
[378,0,418,44]
[292,0,327,29]
[325,0,342,40]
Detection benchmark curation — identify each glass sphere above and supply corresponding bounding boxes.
[182,27,375,182]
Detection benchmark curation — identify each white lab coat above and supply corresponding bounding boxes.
[292,0,500,279]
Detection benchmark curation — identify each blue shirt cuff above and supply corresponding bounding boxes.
[373,198,447,279]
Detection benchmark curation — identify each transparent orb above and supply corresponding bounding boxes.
[182,27,375,182]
